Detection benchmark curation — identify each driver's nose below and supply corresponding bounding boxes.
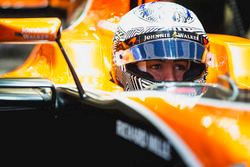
[161,64,175,81]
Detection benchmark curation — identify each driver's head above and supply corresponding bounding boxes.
[111,1,209,91]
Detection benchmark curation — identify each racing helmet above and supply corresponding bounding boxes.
[111,2,209,91]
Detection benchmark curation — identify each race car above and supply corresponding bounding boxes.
[0,0,249,166]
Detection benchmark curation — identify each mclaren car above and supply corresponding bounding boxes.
[0,0,249,166]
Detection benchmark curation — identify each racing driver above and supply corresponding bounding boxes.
[111,1,210,91]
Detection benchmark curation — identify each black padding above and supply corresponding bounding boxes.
[183,62,206,81]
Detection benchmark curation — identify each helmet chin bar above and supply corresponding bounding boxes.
[116,65,154,91]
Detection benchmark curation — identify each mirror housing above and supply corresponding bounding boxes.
[0,17,61,42]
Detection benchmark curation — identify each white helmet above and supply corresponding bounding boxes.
[111,2,209,91]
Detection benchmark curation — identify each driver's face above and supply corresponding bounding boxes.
[138,60,190,81]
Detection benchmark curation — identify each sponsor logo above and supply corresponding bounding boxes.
[116,120,171,160]
[16,28,55,40]
[172,31,199,41]
[144,33,170,41]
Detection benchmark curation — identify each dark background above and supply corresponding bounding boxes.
[173,0,250,38]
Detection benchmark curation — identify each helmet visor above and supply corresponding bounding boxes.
[117,38,206,65]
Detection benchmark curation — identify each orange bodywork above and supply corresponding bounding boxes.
[208,34,250,89]
[0,0,250,166]
[128,94,250,166]
[0,0,48,8]
[0,0,81,9]
[0,18,61,41]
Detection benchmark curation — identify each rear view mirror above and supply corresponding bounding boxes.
[0,18,61,42]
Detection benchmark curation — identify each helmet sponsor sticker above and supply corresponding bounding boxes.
[124,31,205,48]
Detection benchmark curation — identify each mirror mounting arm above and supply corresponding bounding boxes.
[56,38,86,99]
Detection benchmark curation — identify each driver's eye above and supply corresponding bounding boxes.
[174,64,187,71]
[150,64,162,70]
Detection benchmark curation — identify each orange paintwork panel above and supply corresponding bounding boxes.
[0,0,48,8]
[127,94,250,166]
[1,42,75,85]
[0,18,61,41]
[207,34,250,89]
